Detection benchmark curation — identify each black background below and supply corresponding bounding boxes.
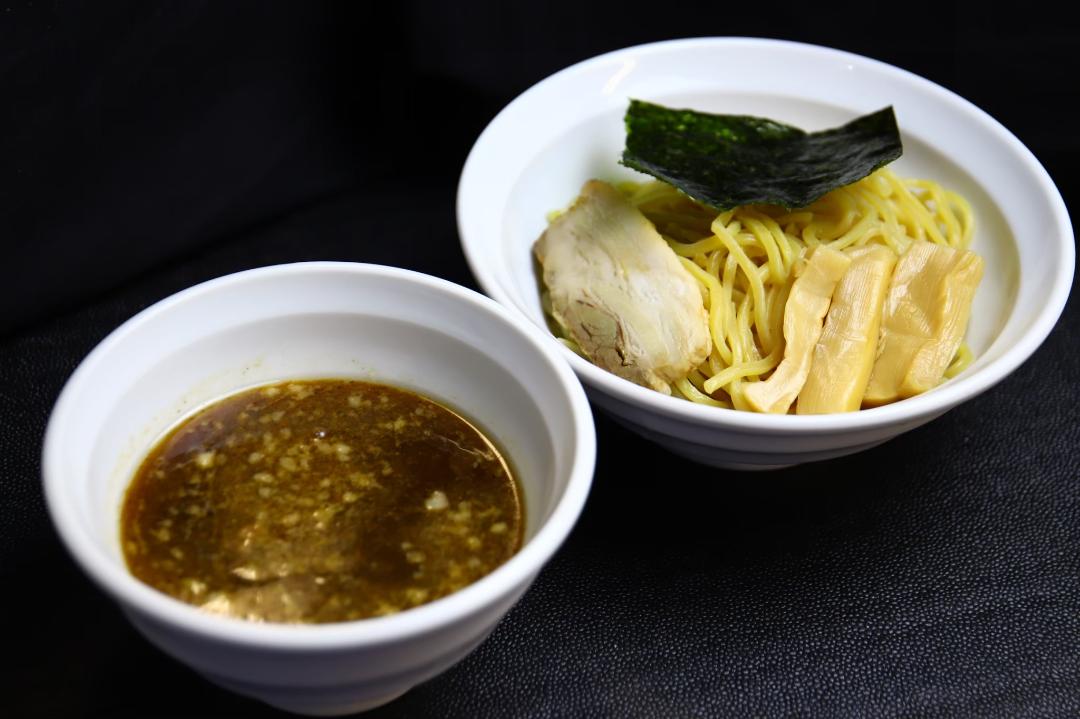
[2,2,1079,717]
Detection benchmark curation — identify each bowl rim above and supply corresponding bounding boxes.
[41,261,597,650]
[457,36,1075,434]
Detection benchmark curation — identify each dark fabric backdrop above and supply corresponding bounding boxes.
[3,1,1076,334]
[2,2,1078,718]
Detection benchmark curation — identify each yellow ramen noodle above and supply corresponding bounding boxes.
[590,167,975,411]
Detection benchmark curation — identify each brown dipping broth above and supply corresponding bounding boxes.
[120,379,523,624]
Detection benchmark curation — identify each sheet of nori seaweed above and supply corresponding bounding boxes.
[621,101,903,211]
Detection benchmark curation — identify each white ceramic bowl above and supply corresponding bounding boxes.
[457,37,1074,469]
[42,262,596,715]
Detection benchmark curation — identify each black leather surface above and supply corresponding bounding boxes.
[3,3,1079,717]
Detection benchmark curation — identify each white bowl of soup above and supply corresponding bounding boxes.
[42,262,596,715]
[456,37,1074,469]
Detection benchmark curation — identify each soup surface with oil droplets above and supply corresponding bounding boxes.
[121,379,523,623]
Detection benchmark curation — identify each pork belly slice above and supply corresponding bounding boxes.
[534,180,710,394]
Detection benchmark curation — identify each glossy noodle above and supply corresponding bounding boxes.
[555,168,975,411]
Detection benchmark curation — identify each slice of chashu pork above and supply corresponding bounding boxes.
[534,179,710,394]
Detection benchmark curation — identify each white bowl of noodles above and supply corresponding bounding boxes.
[457,37,1074,469]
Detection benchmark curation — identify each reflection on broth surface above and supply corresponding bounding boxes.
[121,379,522,624]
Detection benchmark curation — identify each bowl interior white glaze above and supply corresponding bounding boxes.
[501,92,1017,361]
[88,315,556,557]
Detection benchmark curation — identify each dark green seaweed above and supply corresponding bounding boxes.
[620,100,903,211]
